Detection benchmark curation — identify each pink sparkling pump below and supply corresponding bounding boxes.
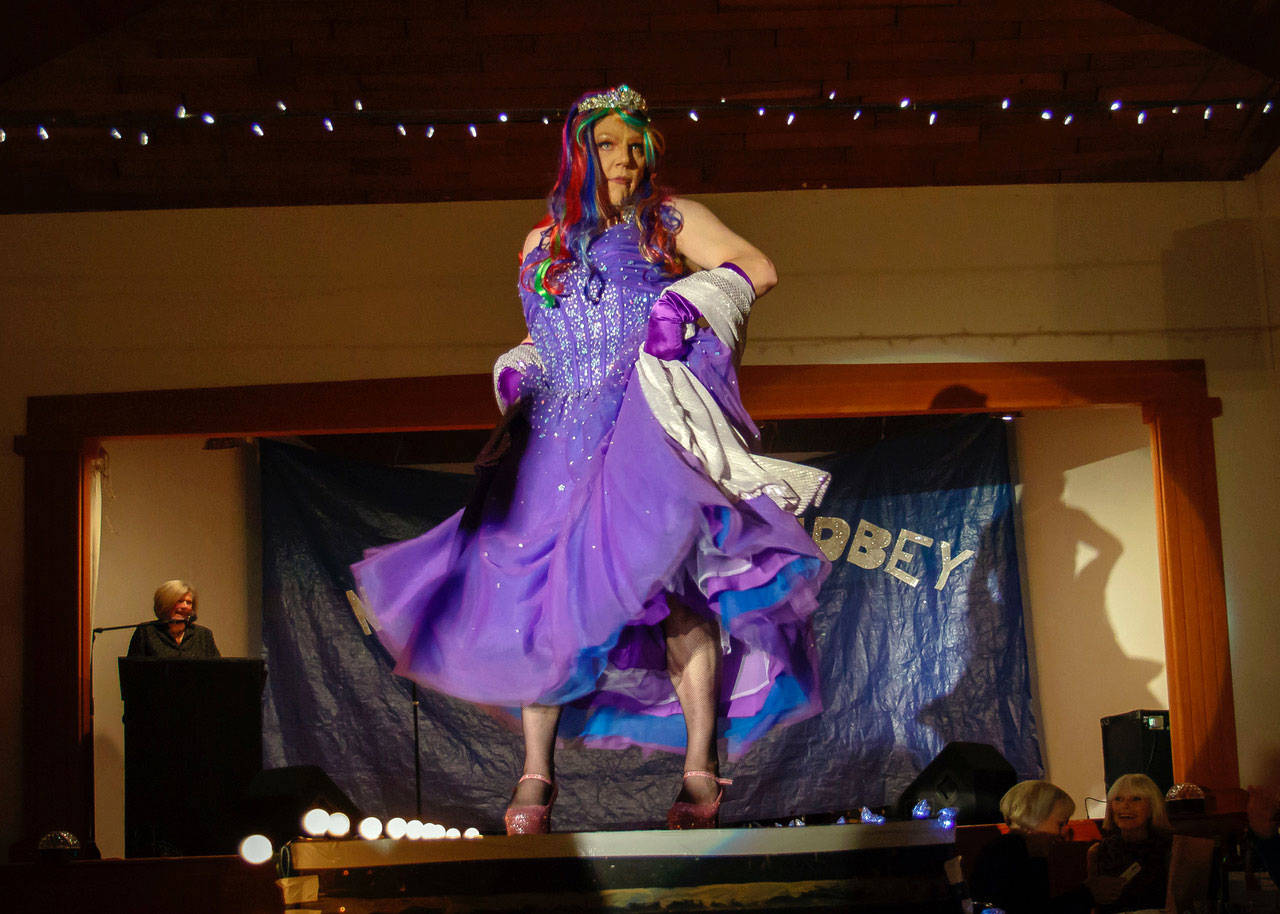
[504,773,558,835]
[667,770,733,829]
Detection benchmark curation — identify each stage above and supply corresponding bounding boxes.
[278,820,959,912]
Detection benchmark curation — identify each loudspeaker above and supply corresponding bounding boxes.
[896,741,1017,825]
[239,765,361,843]
[1101,709,1173,795]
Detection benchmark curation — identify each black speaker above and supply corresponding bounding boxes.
[896,741,1017,825]
[1101,709,1173,795]
[238,765,361,844]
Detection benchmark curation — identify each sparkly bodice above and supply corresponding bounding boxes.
[519,223,674,429]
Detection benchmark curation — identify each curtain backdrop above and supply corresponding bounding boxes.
[259,415,1041,832]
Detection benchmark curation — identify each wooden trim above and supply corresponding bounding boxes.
[19,359,1238,847]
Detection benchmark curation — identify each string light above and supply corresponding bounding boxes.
[1063,114,1074,125]
[323,118,333,131]
[1040,109,1052,120]
[1137,110,1146,124]
[1236,101,1243,110]
[251,123,263,136]
[719,97,726,104]
[1265,102,1274,114]
[1110,99,1122,110]
[853,109,862,120]
[688,109,699,121]
[138,131,148,145]
[1204,105,1212,119]
[786,111,796,125]
[1001,98,1010,109]
[467,123,477,137]
[0,129,6,142]
[353,99,363,111]
[276,100,287,112]
[395,123,406,136]
[541,116,549,125]
[175,105,187,119]
[928,111,937,125]
[899,97,910,108]
[757,106,765,116]
[425,124,435,137]
[1172,106,1180,114]
[201,112,215,124]
[498,112,508,122]
[37,125,48,140]
[109,128,122,139]
[828,90,837,100]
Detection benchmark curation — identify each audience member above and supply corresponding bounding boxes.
[1087,773,1173,912]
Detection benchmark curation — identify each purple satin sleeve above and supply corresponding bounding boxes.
[717,261,755,294]
[497,366,524,407]
[643,290,702,360]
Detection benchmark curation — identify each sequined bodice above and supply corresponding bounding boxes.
[519,224,672,426]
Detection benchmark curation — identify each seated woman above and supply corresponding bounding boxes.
[1087,773,1173,913]
[969,779,1123,914]
[127,579,220,659]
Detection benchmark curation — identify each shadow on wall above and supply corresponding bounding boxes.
[1163,218,1274,371]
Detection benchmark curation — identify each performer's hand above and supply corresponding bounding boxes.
[497,366,525,410]
[644,289,701,360]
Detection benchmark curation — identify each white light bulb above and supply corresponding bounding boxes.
[1264,102,1273,113]
[756,107,765,116]
[238,834,273,864]
[1110,99,1122,111]
[498,112,508,122]
[928,111,937,125]
[353,99,363,111]
[323,118,334,132]
[786,112,795,125]
[385,817,407,839]
[405,819,424,839]
[1001,98,1010,110]
[828,90,836,100]
[396,124,406,136]
[1063,114,1074,125]
[327,812,351,838]
[853,109,861,120]
[0,128,6,142]
[463,827,481,839]
[358,816,383,840]
[1204,106,1212,119]
[445,827,461,839]
[426,125,434,138]
[302,808,331,836]
[899,97,910,108]
[276,100,287,112]
[37,125,48,140]
[1137,111,1146,124]
[175,105,187,119]
[138,131,149,145]
[1040,110,1052,120]
[541,116,549,125]
[468,123,477,137]
[424,822,446,839]
[201,112,214,124]
[688,109,698,121]
[110,128,122,139]
[1172,106,1180,114]
[251,123,263,136]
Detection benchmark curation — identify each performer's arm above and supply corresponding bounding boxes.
[671,197,777,297]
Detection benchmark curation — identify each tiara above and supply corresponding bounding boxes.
[578,84,647,114]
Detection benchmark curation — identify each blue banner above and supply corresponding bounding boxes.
[259,414,1040,831]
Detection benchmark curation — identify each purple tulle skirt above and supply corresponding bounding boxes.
[352,329,828,759]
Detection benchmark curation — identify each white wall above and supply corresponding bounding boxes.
[4,153,1279,854]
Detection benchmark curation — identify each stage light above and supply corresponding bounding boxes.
[302,807,331,836]
[463,827,481,839]
[385,817,407,840]
[860,807,886,825]
[405,819,424,839]
[937,807,958,829]
[327,812,351,838]
[424,822,446,839]
[238,834,273,864]
[912,798,933,819]
[358,817,383,840]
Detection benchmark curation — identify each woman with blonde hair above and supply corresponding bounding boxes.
[127,580,220,659]
[1087,773,1173,912]
[970,779,1124,913]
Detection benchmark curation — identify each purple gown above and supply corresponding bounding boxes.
[352,222,828,759]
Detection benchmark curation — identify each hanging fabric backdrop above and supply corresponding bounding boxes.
[259,415,1041,832]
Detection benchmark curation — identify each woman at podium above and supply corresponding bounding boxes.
[127,579,220,659]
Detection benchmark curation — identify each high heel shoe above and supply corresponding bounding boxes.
[504,773,558,835]
[667,770,733,829]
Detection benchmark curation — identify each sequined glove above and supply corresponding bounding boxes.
[492,342,542,414]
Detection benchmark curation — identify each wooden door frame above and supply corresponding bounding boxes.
[18,359,1236,846]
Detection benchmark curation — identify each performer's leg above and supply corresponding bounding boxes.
[512,703,561,805]
[663,596,723,805]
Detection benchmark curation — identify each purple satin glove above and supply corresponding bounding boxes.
[497,366,524,409]
[718,261,755,294]
[644,290,701,360]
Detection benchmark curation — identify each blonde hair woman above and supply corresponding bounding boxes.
[1087,773,1173,913]
[127,580,220,659]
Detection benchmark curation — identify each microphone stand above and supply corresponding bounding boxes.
[412,683,422,818]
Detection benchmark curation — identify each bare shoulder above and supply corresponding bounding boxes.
[668,195,714,226]
[522,226,547,260]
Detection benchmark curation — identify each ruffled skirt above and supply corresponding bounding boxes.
[352,333,827,759]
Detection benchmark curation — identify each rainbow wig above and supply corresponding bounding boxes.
[522,87,684,307]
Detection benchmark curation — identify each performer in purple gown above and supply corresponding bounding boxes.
[352,85,830,833]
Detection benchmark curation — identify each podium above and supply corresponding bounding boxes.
[119,658,266,857]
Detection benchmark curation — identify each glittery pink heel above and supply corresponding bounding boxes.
[504,773,558,835]
[667,770,732,829]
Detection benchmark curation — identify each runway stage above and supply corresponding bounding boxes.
[280,820,959,912]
